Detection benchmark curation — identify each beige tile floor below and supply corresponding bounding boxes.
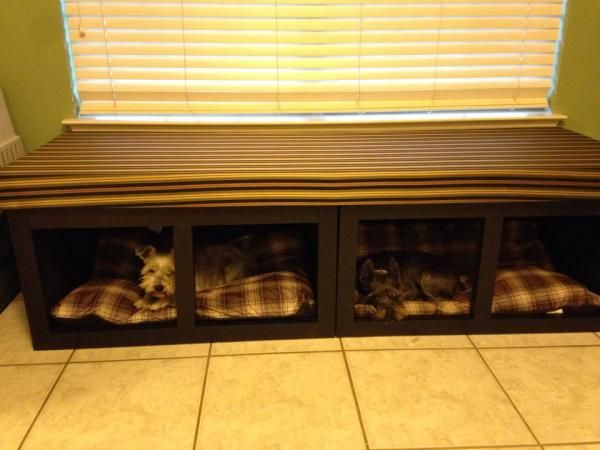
[1,296,599,450]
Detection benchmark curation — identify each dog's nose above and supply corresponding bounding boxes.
[154,285,164,292]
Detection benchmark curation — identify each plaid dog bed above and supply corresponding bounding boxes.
[53,227,314,324]
[241,227,310,277]
[195,229,314,319]
[354,219,594,320]
[493,267,600,314]
[51,279,177,325]
[196,271,315,320]
[354,290,471,320]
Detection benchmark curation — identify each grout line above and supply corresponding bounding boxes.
[210,348,342,358]
[469,343,600,350]
[343,346,474,352]
[372,443,543,450]
[340,339,370,450]
[467,335,541,446]
[17,350,75,450]
[192,342,212,450]
[68,354,210,364]
[0,361,70,368]
[543,441,600,448]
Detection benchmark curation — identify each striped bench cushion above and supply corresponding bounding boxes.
[2,127,600,209]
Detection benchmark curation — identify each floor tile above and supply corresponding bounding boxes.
[211,337,341,356]
[22,358,206,450]
[0,364,63,450]
[481,347,600,444]
[72,342,210,362]
[0,301,72,365]
[342,334,472,351]
[470,333,600,348]
[346,349,536,449]
[196,352,364,450]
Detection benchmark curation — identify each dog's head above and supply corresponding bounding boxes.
[359,258,400,294]
[135,245,175,300]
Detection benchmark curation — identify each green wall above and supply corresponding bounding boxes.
[0,0,75,151]
[552,1,600,141]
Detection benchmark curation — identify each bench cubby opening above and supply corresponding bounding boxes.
[33,226,177,332]
[337,202,600,337]
[8,206,338,349]
[492,216,600,319]
[193,223,319,324]
[353,217,483,322]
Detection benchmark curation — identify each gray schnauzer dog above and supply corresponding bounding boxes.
[358,250,462,320]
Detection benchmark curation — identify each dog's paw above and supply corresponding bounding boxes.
[374,305,387,321]
[149,300,169,311]
[134,299,148,309]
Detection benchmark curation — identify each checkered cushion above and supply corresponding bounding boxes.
[92,229,155,282]
[354,290,471,319]
[193,229,313,318]
[196,271,315,319]
[492,267,600,314]
[498,219,554,270]
[246,228,308,276]
[51,279,177,325]
[358,220,481,275]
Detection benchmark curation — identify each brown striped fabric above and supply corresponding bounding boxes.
[1,127,600,208]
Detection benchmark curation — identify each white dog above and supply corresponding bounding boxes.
[134,246,176,311]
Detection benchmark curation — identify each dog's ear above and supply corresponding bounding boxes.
[359,259,375,291]
[236,234,253,253]
[135,245,156,262]
[388,258,400,279]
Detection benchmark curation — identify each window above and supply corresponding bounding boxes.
[63,0,566,117]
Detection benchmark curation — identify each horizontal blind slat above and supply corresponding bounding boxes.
[66,0,565,114]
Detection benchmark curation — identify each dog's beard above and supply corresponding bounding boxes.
[139,275,174,299]
[138,251,176,299]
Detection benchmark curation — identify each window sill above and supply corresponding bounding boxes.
[63,112,567,133]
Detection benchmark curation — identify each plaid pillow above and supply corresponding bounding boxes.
[51,279,177,325]
[492,267,600,314]
[357,220,481,275]
[498,219,553,270]
[246,228,309,276]
[92,229,156,282]
[196,271,315,320]
[354,290,470,320]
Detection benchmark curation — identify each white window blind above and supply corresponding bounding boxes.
[64,0,565,115]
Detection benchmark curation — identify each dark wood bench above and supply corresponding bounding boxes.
[2,125,599,349]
